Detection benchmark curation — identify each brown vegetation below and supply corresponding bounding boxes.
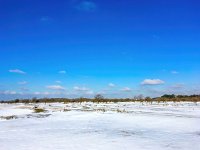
[0,115,18,120]
[34,108,47,113]
[0,94,200,104]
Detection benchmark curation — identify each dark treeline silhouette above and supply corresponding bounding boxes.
[0,94,200,104]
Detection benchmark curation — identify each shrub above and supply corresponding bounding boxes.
[34,108,46,113]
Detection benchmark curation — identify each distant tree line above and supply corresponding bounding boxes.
[0,94,200,104]
[161,94,200,99]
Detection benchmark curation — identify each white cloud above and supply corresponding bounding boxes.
[20,87,29,92]
[33,91,67,97]
[108,83,115,87]
[58,70,66,74]
[18,81,28,85]
[85,90,94,95]
[171,71,179,74]
[171,83,185,89]
[46,85,66,90]
[76,1,96,12]
[34,92,41,95]
[55,81,62,84]
[121,87,132,92]
[40,16,51,22]
[73,86,89,91]
[141,79,165,85]
[3,90,17,95]
[43,92,51,95]
[96,91,106,95]
[9,69,26,74]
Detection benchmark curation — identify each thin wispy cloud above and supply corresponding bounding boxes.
[46,85,66,90]
[85,90,94,95]
[34,92,56,96]
[120,87,132,92]
[20,87,30,92]
[141,79,165,85]
[58,70,66,74]
[76,1,97,12]
[18,81,28,85]
[34,92,41,95]
[40,16,51,22]
[73,86,89,91]
[171,71,179,74]
[55,81,62,84]
[96,91,106,95]
[72,86,94,96]
[171,83,185,89]
[108,83,115,87]
[1,90,17,95]
[9,69,26,74]
[32,92,62,96]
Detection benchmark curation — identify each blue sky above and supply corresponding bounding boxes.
[0,0,200,99]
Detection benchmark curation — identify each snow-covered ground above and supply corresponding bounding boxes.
[0,102,200,150]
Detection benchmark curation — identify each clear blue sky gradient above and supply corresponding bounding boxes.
[0,0,200,99]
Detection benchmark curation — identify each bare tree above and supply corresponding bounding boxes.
[94,94,104,100]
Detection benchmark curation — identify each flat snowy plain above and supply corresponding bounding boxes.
[0,102,200,150]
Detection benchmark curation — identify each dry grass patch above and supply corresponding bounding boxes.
[0,115,18,120]
[34,108,47,113]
